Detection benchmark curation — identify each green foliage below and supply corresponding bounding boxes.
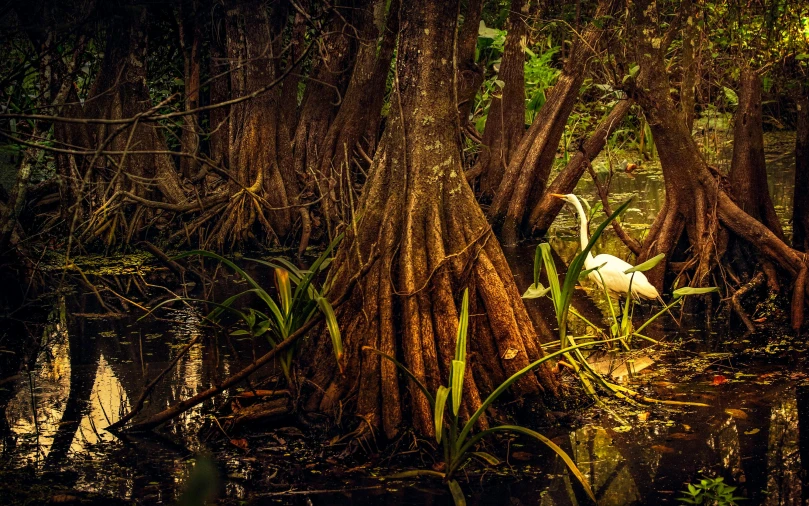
[473,21,560,132]
[678,476,745,505]
[152,235,344,385]
[366,288,597,506]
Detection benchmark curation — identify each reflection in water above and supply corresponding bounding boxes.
[765,391,802,505]
[571,426,640,505]
[707,416,746,485]
[1,294,253,502]
[71,354,129,452]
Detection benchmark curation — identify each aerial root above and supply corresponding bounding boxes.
[729,271,766,335]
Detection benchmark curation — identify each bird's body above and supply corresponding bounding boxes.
[552,193,660,301]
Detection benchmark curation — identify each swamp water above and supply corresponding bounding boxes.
[1,131,807,505]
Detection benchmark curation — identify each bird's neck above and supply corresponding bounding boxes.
[571,196,596,264]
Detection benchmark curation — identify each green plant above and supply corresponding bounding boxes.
[522,199,712,411]
[157,235,344,384]
[365,289,598,506]
[678,476,745,505]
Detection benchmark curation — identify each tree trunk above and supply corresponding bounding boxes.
[726,68,784,286]
[178,0,202,180]
[793,90,809,252]
[208,18,230,169]
[86,8,186,206]
[212,0,302,248]
[487,0,617,246]
[679,0,698,132]
[729,68,783,239]
[529,98,632,235]
[301,0,558,439]
[312,0,399,237]
[293,3,357,235]
[456,0,484,127]
[474,0,527,200]
[631,0,809,328]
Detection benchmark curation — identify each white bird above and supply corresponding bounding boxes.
[550,193,660,301]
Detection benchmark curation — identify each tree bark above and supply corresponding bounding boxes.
[487,0,617,246]
[311,0,399,237]
[208,16,230,169]
[729,68,783,239]
[793,90,809,252]
[301,0,558,439]
[178,0,202,180]
[726,67,784,286]
[529,98,632,235]
[474,0,527,200]
[456,0,484,127]
[212,0,302,248]
[679,0,698,132]
[293,2,357,235]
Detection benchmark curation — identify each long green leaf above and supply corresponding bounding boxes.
[316,296,343,371]
[175,250,287,328]
[451,360,465,416]
[532,244,543,287]
[457,341,601,448]
[470,451,501,466]
[673,286,720,299]
[624,252,665,274]
[450,289,469,415]
[539,243,562,316]
[435,385,450,444]
[275,268,292,318]
[448,480,467,506]
[487,425,595,503]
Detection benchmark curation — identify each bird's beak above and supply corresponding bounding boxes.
[549,193,566,199]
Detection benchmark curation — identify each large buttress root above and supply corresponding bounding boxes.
[631,0,809,328]
[300,0,558,439]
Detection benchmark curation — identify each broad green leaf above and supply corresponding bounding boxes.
[522,283,551,299]
[723,86,739,106]
[673,286,719,299]
[478,20,500,39]
[434,385,450,444]
[624,253,665,274]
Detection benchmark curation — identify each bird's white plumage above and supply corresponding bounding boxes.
[559,193,660,301]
